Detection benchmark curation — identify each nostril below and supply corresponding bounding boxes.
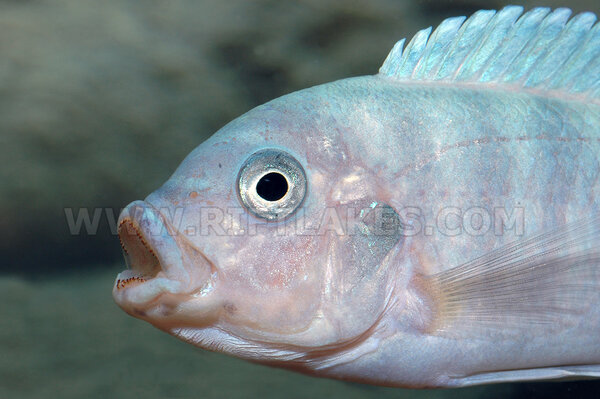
[118,219,162,279]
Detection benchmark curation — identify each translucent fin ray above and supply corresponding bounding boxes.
[422,215,600,335]
[454,364,600,386]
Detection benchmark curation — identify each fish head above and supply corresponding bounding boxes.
[113,87,405,368]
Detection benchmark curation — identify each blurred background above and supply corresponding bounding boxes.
[1,0,599,398]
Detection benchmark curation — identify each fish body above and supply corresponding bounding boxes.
[113,6,600,387]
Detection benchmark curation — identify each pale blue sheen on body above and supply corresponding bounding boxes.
[147,75,600,386]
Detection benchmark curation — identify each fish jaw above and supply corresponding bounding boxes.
[112,200,218,322]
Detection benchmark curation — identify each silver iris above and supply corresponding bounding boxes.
[237,149,306,221]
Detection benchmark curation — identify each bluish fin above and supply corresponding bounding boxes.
[437,10,496,80]
[453,364,600,386]
[501,8,573,84]
[480,7,550,82]
[422,216,600,335]
[549,21,600,92]
[390,29,431,80]
[525,12,597,88]
[412,16,465,80]
[379,6,600,103]
[456,6,523,81]
[572,24,600,95]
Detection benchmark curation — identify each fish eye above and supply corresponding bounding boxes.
[237,149,306,221]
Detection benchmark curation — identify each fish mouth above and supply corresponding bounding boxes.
[117,218,162,284]
[113,200,214,315]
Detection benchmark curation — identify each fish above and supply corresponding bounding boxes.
[113,6,600,388]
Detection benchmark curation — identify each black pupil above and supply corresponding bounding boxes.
[256,172,288,201]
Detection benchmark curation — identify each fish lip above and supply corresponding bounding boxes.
[113,200,189,307]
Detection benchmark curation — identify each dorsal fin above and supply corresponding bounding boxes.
[379,6,600,104]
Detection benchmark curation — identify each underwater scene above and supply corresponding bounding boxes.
[2,0,600,398]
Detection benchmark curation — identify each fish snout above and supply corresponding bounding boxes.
[113,200,189,309]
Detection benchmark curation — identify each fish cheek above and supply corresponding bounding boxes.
[220,234,325,334]
[328,202,404,337]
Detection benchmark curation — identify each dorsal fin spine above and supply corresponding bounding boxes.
[458,7,523,81]
[379,6,600,103]
[413,16,465,80]
[513,8,572,84]
[527,12,597,88]
[437,10,495,81]
[480,7,550,83]
[403,28,431,79]
[550,21,600,92]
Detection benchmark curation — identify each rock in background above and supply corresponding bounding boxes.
[1,0,598,275]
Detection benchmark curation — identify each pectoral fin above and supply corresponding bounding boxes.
[422,216,600,335]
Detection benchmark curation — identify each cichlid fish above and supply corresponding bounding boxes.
[113,6,600,388]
